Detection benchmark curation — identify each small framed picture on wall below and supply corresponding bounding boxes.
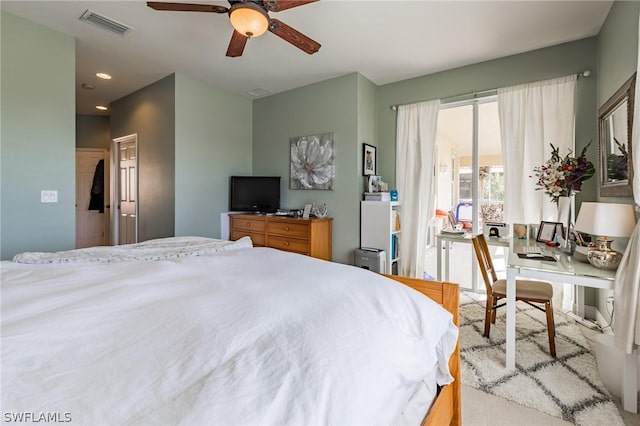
[363,143,376,176]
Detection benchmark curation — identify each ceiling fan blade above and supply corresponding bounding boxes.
[146,2,228,13]
[226,30,248,57]
[268,19,320,55]
[263,0,318,12]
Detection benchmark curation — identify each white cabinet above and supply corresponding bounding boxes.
[360,201,401,274]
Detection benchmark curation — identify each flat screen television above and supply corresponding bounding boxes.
[229,176,281,214]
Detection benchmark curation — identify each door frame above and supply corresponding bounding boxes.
[438,96,499,293]
[75,148,110,247]
[111,133,139,245]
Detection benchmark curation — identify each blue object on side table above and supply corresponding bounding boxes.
[390,189,398,201]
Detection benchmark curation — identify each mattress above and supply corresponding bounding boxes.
[1,237,458,425]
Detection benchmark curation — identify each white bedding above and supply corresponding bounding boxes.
[1,238,458,425]
[11,236,253,264]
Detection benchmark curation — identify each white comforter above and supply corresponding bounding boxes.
[1,238,458,425]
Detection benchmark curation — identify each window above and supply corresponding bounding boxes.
[436,98,503,230]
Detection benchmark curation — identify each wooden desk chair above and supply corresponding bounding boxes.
[471,234,556,357]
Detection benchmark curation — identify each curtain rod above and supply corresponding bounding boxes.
[389,70,591,111]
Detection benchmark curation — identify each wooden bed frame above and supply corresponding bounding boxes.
[385,275,461,426]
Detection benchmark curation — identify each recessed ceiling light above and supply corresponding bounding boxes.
[96,105,108,111]
[96,72,112,80]
[81,83,96,90]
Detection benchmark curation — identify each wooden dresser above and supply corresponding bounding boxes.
[229,214,332,261]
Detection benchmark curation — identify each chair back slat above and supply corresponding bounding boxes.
[471,234,498,296]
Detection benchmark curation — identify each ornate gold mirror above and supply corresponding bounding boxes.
[598,73,635,197]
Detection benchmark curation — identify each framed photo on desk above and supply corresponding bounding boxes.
[513,223,528,239]
[536,221,563,243]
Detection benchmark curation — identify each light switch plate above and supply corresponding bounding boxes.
[41,190,58,203]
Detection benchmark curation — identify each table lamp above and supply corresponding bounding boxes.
[574,202,636,270]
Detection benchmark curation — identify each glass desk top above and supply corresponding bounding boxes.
[508,239,616,282]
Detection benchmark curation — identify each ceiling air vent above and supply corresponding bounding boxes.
[79,9,133,36]
[247,88,272,97]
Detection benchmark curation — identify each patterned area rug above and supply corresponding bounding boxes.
[459,291,624,426]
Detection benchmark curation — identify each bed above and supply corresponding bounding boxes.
[1,236,460,425]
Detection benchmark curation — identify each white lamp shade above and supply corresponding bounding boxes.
[574,202,637,237]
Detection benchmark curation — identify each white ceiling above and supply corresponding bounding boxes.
[1,0,613,116]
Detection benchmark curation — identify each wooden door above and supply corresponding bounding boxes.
[76,149,108,248]
[116,137,138,245]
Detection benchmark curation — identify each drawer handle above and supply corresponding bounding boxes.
[285,226,290,231]
[245,222,251,228]
[284,241,290,246]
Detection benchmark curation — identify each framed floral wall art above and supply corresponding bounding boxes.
[290,133,335,190]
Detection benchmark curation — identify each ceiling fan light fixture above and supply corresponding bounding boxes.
[229,3,269,38]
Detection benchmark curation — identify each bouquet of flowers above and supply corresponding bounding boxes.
[607,138,628,181]
[532,143,595,203]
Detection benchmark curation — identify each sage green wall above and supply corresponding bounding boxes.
[76,115,110,149]
[596,0,638,205]
[174,73,253,238]
[376,38,599,207]
[357,74,378,194]
[253,73,367,264]
[595,0,639,323]
[110,74,176,242]
[597,0,640,108]
[0,12,75,259]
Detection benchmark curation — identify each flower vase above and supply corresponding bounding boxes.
[556,195,574,248]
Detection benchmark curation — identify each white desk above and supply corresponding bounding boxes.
[436,233,509,283]
[437,233,637,412]
[506,241,637,413]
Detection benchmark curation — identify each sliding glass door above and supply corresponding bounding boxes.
[433,96,504,291]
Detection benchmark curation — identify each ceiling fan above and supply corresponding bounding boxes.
[146,1,321,57]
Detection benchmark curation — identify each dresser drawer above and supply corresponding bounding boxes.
[231,217,265,233]
[267,221,309,239]
[228,215,331,260]
[268,235,310,254]
[230,230,265,246]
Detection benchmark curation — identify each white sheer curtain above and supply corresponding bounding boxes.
[614,14,640,355]
[497,75,577,225]
[396,100,440,278]
[497,75,577,311]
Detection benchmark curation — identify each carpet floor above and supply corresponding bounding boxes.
[459,291,625,426]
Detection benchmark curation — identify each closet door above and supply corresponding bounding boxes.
[114,135,138,245]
